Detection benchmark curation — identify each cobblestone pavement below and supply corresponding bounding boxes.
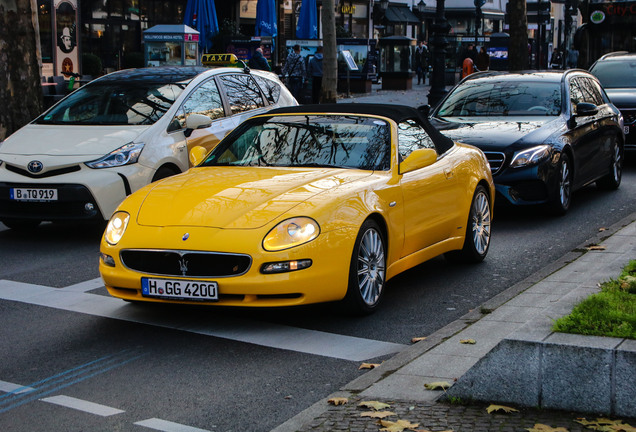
[298,395,634,432]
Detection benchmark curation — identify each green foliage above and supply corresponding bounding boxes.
[81,53,103,77]
[553,260,636,339]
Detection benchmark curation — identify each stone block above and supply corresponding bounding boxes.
[446,339,541,406]
[614,339,636,418]
[541,340,615,413]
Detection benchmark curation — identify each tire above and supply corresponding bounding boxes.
[342,220,386,315]
[596,138,623,190]
[151,166,178,182]
[445,185,491,263]
[1,218,41,231]
[549,152,572,215]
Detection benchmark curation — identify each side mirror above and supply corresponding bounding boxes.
[189,146,208,166]
[184,114,213,137]
[575,102,599,117]
[418,104,431,116]
[399,148,438,174]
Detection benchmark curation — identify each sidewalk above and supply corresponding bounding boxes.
[337,81,432,108]
[270,83,636,431]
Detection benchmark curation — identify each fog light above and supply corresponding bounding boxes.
[101,253,115,267]
[261,259,312,274]
[85,203,95,212]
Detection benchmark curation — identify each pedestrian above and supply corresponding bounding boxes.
[566,47,579,68]
[550,48,562,69]
[307,46,323,104]
[282,44,306,101]
[249,45,271,71]
[475,46,490,71]
[413,40,429,85]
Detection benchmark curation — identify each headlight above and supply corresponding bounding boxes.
[104,211,130,245]
[509,145,551,168]
[263,217,320,251]
[85,143,144,169]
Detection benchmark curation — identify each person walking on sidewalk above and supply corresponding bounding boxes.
[307,46,323,104]
[249,45,271,71]
[282,44,306,101]
[413,40,429,85]
[475,46,490,71]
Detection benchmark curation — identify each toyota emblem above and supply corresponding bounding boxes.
[27,160,44,173]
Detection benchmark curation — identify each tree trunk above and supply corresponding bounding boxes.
[0,0,43,141]
[507,0,529,71]
[320,0,337,103]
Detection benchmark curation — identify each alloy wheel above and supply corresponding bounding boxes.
[357,228,386,306]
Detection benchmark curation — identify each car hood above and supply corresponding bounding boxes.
[604,89,636,108]
[136,167,372,229]
[429,117,557,151]
[0,124,148,157]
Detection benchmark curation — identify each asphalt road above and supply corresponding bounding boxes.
[0,159,634,432]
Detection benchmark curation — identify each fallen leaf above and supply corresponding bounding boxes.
[360,410,395,418]
[598,227,608,232]
[411,337,427,343]
[359,362,381,370]
[359,400,391,410]
[586,245,606,251]
[576,418,636,431]
[424,381,451,390]
[526,424,569,432]
[460,339,476,344]
[379,419,419,432]
[328,397,348,406]
[486,404,519,414]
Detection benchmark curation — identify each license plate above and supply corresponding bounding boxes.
[141,277,218,301]
[10,188,58,201]
[625,126,630,135]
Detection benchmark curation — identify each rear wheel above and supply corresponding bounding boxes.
[596,138,623,190]
[445,185,491,263]
[1,218,41,231]
[342,220,386,315]
[549,152,572,215]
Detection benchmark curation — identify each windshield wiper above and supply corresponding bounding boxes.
[294,163,349,169]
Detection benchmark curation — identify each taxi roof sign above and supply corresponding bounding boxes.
[201,54,240,66]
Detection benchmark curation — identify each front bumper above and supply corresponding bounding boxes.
[492,161,556,206]
[0,163,154,221]
[99,224,357,307]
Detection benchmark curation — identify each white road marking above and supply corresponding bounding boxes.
[0,279,405,361]
[0,380,34,394]
[40,395,124,416]
[135,418,213,432]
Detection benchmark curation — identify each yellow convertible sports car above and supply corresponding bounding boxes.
[99,104,494,314]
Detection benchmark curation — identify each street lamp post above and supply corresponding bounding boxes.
[427,0,451,107]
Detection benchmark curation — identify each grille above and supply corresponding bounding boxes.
[6,163,81,179]
[620,108,636,125]
[120,249,252,278]
[483,152,506,175]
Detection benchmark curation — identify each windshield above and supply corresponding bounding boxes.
[437,80,562,117]
[590,60,636,88]
[201,115,391,171]
[35,80,189,125]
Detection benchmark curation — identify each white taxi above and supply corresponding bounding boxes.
[0,54,297,230]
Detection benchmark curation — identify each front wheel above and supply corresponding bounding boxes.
[549,152,572,215]
[445,185,491,263]
[596,139,623,190]
[341,220,386,315]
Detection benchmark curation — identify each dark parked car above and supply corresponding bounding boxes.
[428,70,624,214]
[589,51,636,151]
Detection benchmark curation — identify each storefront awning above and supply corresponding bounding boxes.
[384,6,421,24]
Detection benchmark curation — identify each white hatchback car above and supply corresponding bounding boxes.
[0,61,297,230]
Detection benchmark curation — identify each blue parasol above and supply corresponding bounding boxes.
[184,0,219,53]
[296,0,318,39]
[255,0,278,38]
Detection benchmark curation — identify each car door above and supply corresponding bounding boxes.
[168,77,230,162]
[398,119,462,257]
[217,73,270,129]
[566,76,610,186]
